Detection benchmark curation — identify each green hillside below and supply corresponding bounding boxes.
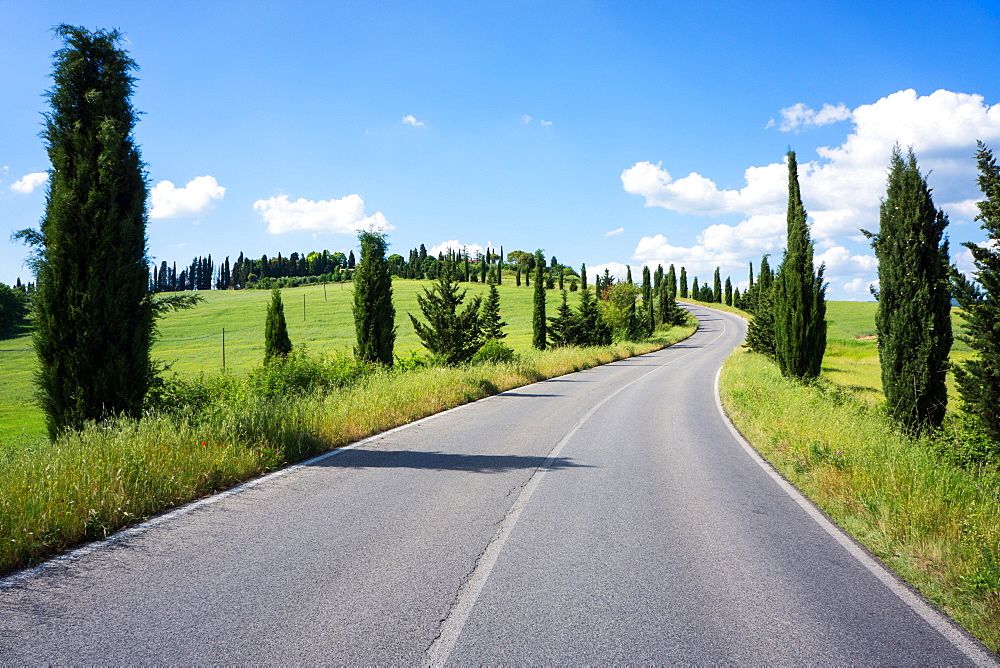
[0,279,546,445]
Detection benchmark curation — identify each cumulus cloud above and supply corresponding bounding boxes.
[150,176,225,219]
[623,89,1000,297]
[402,114,426,127]
[621,160,786,216]
[605,227,624,237]
[589,261,635,283]
[11,172,47,194]
[767,102,852,132]
[254,193,392,234]
[428,240,486,258]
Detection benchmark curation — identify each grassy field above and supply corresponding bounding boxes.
[0,278,548,447]
[821,301,972,404]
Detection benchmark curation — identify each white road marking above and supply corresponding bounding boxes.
[423,323,722,667]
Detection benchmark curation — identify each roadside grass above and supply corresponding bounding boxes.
[720,349,1000,652]
[0,279,553,447]
[0,315,696,577]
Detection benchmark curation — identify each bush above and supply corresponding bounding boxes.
[247,348,377,398]
[470,339,518,365]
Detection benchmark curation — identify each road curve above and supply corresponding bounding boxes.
[0,304,993,664]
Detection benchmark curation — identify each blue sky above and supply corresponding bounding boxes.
[2,1,999,300]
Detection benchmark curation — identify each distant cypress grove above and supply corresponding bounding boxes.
[864,147,952,433]
[25,26,155,438]
[773,150,827,380]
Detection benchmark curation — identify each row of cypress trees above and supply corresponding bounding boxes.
[744,151,828,381]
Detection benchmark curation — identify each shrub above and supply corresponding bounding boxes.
[470,339,518,365]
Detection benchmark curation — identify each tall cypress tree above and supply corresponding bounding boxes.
[745,255,776,357]
[580,263,588,290]
[863,146,951,432]
[353,230,396,366]
[679,267,688,298]
[264,288,292,361]
[533,250,547,349]
[952,141,1000,443]
[724,277,733,306]
[26,26,154,438]
[713,267,722,303]
[773,150,827,380]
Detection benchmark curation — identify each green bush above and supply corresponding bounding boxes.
[247,348,377,398]
[470,339,518,365]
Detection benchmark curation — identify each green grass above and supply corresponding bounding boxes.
[721,349,1000,652]
[0,279,552,447]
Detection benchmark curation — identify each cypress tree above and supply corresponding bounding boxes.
[691,277,699,299]
[773,150,827,380]
[680,267,688,298]
[642,265,654,335]
[533,250,547,349]
[547,290,574,347]
[745,255,776,357]
[516,267,521,287]
[264,287,292,361]
[626,266,633,284]
[409,261,483,365]
[352,230,396,366]
[568,287,612,346]
[24,26,155,438]
[581,263,588,290]
[481,283,507,340]
[725,277,733,306]
[713,267,722,303]
[497,246,503,284]
[863,146,952,432]
[952,141,1000,443]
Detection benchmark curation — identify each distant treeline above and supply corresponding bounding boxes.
[148,244,608,292]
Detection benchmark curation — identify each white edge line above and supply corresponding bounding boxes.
[709,310,998,666]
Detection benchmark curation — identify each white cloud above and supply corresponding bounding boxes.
[402,114,426,127]
[605,227,624,237]
[843,278,876,298]
[621,160,786,216]
[150,175,225,219]
[589,261,634,283]
[253,193,392,234]
[11,171,47,194]
[623,89,1000,298]
[428,240,485,258]
[540,120,553,127]
[522,115,533,124]
[767,102,852,132]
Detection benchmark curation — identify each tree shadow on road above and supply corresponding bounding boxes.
[310,449,592,473]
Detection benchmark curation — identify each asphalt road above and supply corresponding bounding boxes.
[0,304,994,664]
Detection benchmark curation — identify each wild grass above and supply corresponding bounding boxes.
[0,279,566,447]
[0,316,696,577]
[720,344,1000,652]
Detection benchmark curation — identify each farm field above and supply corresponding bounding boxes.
[820,301,971,403]
[0,279,569,446]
